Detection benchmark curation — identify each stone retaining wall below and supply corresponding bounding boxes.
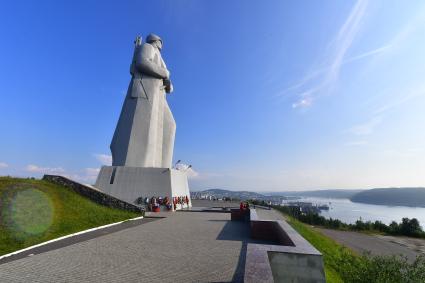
[42,175,143,213]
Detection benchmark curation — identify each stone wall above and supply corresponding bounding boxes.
[42,175,143,213]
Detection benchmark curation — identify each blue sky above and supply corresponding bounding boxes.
[1,0,424,191]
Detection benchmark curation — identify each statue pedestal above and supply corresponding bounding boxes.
[95,166,191,210]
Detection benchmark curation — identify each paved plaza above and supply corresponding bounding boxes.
[0,211,270,283]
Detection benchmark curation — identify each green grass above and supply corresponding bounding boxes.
[285,216,347,282]
[279,211,425,283]
[0,177,142,256]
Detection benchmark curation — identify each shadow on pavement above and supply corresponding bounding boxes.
[214,220,277,282]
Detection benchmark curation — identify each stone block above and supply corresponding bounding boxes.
[95,166,191,209]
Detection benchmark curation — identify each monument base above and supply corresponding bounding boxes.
[95,166,191,210]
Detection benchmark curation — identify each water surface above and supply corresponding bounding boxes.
[283,197,425,228]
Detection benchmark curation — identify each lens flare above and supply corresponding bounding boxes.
[5,188,54,237]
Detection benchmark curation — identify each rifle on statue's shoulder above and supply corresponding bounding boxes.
[130,36,142,76]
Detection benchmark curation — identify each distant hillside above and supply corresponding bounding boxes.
[270,189,363,199]
[350,187,425,207]
[192,188,265,200]
[192,188,363,200]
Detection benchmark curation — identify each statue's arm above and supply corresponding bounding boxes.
[136,44,169,79]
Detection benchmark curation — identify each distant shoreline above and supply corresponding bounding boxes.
[349,187,425,208]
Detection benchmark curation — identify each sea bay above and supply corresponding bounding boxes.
[283,197,425,228]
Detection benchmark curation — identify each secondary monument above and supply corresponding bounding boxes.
[95,34,191,210]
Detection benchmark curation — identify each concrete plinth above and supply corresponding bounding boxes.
[95,166,191,210]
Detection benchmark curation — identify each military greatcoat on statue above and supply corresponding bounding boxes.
[110,34,175,168]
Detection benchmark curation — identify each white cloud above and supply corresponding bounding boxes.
[175,163,199,179]
[347,116,383,136]
[26,164,66,174]
[93,154,112,165]
[0,162,8,169]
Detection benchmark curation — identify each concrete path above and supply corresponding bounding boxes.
[0,212,266,283]
[317,228,423,262]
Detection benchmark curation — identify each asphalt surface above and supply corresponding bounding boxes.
[317,228,423,262]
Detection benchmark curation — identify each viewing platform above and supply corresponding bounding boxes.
[0,199,325,282]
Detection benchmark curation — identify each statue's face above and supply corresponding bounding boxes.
[154,40,163,51]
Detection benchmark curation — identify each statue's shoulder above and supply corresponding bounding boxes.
[141,42,155,53]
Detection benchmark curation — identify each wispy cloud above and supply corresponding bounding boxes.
[20,163,100,184]
[278,0,370,108]
[326,0,368,83]
[374,87,425,115]
[276,44,390,100]
[344,44,392,64]
[347,116,383,136]
[26,164,66,174]
[93,153,112,165]
[0,162,8,169]
[381,6,425,54]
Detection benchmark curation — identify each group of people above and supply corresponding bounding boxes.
[239,201,250,211]
[144,195,190,212]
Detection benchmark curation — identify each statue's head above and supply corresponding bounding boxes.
[146,33,163,50]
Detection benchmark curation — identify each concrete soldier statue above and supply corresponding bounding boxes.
[110,34,176,168]
[95,34,191,210]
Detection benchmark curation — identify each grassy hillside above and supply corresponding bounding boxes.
[351,187,425,207]
[0,177,142,256]
[279,211,425,283]
[284,215,347,282]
